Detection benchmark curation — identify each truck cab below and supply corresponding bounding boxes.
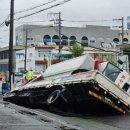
[101,62,130,94]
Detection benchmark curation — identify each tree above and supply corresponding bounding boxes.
[70,43,84,58]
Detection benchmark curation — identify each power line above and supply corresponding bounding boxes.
[15,0,71,21]
[64,19,113,23]
[0,23,5,28]
[13,19,119,26]
[0,0,57,28]
[0,0,64,28]
[63,18,128,23]
[15,0,57,14]
[12,18,128,25]
[14,20,49,24]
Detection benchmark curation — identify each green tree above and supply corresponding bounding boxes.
[70,43,84,58]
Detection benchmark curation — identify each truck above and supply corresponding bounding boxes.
[3,54,130,114]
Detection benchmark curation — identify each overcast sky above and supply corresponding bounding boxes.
[0,0,130,46]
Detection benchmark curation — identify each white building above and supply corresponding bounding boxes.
[15,45,55,72]
[15,45,72,73]
[16,24,127,47]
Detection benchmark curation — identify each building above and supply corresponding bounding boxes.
[0,43,72,75]
[0,45,25,78]
[0,24,130,74]
[15,45,72,72]
[15,24,127,48]
[15,45,56,72]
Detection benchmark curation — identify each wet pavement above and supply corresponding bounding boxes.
[1,93,130,130]
[0,99,79,130]
[35,108,127,130]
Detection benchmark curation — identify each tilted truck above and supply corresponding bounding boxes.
[4,54,130,114]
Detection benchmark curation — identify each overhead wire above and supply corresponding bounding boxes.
[0,22,5,28]
[0,0,56,28]
[63,19,113,23]
[15,0,58,14]
[15,0,71,21]
[0,0,69,28]
[0,0,125,29]
[14,20,49,24]
[63,18,127,23]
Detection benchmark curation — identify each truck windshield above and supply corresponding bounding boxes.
[103,62,121,82]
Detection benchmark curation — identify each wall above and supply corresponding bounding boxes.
[15,25,120,47]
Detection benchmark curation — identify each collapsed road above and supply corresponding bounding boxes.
[4,54,130,115]
[2,98,130,130]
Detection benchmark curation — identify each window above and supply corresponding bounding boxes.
[102,55,107,62]
[81,36,88,46]
[3,52,8,59]
[113,38,119,44]
[123,38,128,44]
[103,62,121,82]
[0,64,8,72]
[38,51,49,57]
[122,83,130,92]
[0,52,3,59]
[43,35,51,44]
[61,35,68,45]
[27,38,30,40]
[69,36,76,45]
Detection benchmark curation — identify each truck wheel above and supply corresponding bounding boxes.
[46,90,61,105]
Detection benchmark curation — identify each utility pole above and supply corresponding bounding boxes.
[121,17,124,45]
[24,28,28,71]
[58,12,61,62]
[9,0,14,90]
[49,12,62,61]
[113,17,124,55]
[113,17,124,44]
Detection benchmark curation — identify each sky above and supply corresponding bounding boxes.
[0,0,130,47]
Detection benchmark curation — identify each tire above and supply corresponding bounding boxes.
[46,90,61,105]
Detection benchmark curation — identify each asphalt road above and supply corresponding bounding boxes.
[36,108,129,130]
[0,99,79,130]
[1,94,130,130]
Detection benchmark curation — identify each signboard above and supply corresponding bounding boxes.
[127,16,130,29]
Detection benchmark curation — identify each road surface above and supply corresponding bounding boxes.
[1,93,130,130]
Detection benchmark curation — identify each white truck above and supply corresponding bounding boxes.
[4,54,130,114]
